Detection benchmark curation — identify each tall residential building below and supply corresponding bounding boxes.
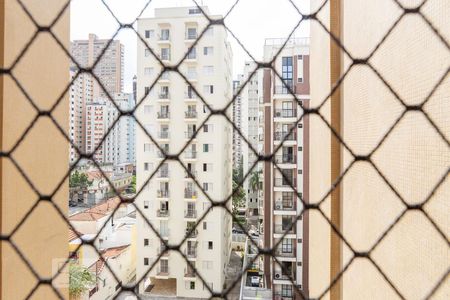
[85,93,135,165]
[70,34,125,164]
[262,38,310,299]
[136,7,233,298]
[232,79,242,169]
[69,67,92,164]
[238,61,262,220]
[71,33,124,99]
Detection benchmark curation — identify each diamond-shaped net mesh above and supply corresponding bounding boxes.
[0,0,449,299]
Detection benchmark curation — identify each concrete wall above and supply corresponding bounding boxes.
[1,0,70,298]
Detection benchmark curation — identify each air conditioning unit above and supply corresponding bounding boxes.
[274,272,281,279]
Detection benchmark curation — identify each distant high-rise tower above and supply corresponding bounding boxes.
[69,34,125,164]
[136,6,233,298]
[71,33,124,98]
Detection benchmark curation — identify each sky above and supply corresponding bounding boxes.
[71,0,310,93]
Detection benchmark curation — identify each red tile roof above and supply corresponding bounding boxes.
[69,197,121,222]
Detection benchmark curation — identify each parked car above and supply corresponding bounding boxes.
[232,227,244,234]
[69,200,77,207]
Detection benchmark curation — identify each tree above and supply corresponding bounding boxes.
[69,262,95,299]
[249,170,262,193]
[69,171,93,189]
[69,171,93,201]
[129,175,136,193]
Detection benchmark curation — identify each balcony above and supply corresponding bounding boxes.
[275,154,296,164]
[156,266,169,278]
[274,177,296,188]
[157,111,170,120]
[184,151,197,160]
[158,53,171,62]
[185,111,198,119]
[275,245,296,258]
[274,131,296,141]
[157,169,169,179]
[157,209,170,218]
[159,229,170,239]
[184,209,197,219]
[185,32,198,41]
[184,268,196,279]
[158,93,170,101]
[184,189,197,200]
[274,200,296,213]
[158,246,170,257]
[184,170,197,179]
[274,292,294,300]
[274,85,297,95]
[157,131,170,140]
[273,272,296,282]
[157,34,170,43]
[184,91,197,101]
[185,131,196,139]
[157,189,170,198]
[185,51,197,62]
[274,109,297,119]
[185,227,198,238]
[185,247,197,259]
[274,224,296,235]
[187,72,198,82]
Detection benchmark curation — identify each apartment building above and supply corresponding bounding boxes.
[136,6,233,298]
[70,34,125,164]
[238,62,263,220]
[262,38,310,299]
[69,67,93,163]
[232,79,243,169]
[85,93,135,165]
[71,33,124,99]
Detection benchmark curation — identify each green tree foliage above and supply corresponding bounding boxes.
[69,171,93,189]
[130,175,136,193]
[249,170,262,193]
[69,262,96,299]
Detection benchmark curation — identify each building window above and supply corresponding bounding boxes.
[203,66,214,75]
[203,124,213,132]
[187,47,196,59]
[282,284,293,297]
[188,8,201,14]
[281,238,293,253]
[145,30,154,38]
[203,182,213,191]
[161,47,170,60]
[160,29,170,40]
[203,85,214,94]
[282,56,293,92]
[144,258,149,266]
[203,163,207,172]
[144,49,151,57]
[144,201,149,209]
[203,144,211,152]
[190,282,195,289]
[144,162,149,171]
[186,27,197,39]
[203,47,214,55]
[203,221,207,230]
[144,67,153,75]
[144,239,149,246]
[208,241,213,249]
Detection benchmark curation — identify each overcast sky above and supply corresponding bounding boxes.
[71,0,310,92]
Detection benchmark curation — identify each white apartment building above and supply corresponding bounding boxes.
[136,6,233,299]
[262,38,310,299]
[238,62,263,219]
[232,79,242,169]
[85,93,135,165]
